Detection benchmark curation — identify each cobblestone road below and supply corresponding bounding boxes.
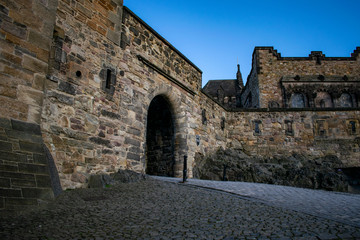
[152,177,360,228]
[1,178,360,239]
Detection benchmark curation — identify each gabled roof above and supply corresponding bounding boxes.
[203,79,241,97]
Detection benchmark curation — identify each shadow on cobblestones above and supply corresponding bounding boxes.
[1,179,359,239]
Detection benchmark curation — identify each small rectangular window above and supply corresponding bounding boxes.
[285,120,294,136]
[105,69,112,89]
[221,117,225,131]
[349,121,357,135]
[253,120,261,135]
[317,120,326,136]
[202,109,207,125]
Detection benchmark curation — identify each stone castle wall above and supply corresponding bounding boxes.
[253,47,360,108]
[0,0,359,211]
[40,1,212,189]
[228,109,360,167]
[41,0,126,189]
[196,93,228,162]
[0,0,58,210]
[0,0,57,123]
[241,53,259,108]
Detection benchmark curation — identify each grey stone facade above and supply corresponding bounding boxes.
[0,0,359,211]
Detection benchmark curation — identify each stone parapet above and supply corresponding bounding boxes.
[242,47,360,109]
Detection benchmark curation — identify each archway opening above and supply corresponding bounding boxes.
[146,95,175,176]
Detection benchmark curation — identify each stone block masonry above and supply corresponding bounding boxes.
[227,109,360,168]
[0,0,359,212]
[0,0,58,124]
[0,117,58,211]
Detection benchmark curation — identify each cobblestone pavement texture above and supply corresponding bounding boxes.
[152,177,360,228]
[0,178,359,239]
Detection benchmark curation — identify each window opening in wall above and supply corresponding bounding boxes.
[339,93,353,108]
[316,92,333,108]
[291,93,305,108]
[350,121,356,135]
[105,69,112,89]
[253,120,261,135]
[317,120,326,136]
[202,109,207,125]
[221,117,225,130]
[285,120,293,135]
[320,100,325,108]
[255,122,260,134]
[76,71,82,78]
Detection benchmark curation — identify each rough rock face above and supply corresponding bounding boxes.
[87,169,147,188]
[193,148,349,192]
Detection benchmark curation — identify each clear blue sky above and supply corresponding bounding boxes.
[125,0,360,87]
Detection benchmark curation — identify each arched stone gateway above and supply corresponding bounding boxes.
[146,95,175,176]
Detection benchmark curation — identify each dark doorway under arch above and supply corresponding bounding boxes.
[146,95,175,177]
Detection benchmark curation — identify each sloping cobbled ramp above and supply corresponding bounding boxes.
[1,177,360,239]
[152,176,360,228]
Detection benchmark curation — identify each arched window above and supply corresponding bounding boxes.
[339,93,352,108]
[315,92,333,108]
[290,93,305,108]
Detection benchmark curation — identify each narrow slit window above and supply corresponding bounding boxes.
[285,120,293,135]
[254,122,260,134]
[221,117,225,130]
[317,120,326,136]
[202,109,207,125]
[253,120,261,135]
[350,121,356,135]
[105,69,112,89]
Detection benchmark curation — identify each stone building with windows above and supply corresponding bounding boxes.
[241,47,360,109]
[0,0,359,210]
[202,64,244,108]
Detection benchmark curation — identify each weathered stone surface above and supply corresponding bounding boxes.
[0,178,10,188]
[101,109,120,119]
[0,141,12,151]
[194,148,349,192]
[106,29,120,45]
[21,188,54,201]
[0,188,22,197]
[22,55,48,73]
[87,169,146,188]
[58,81,77,95]
[18,163,48,175]
[19,141,44,153]
[0,171,35,181]
[11,119,41,135]
[0,151,27,162]
[11,178,37,187]
[127,152,140,161]
[87,174,112,188]
[0,118,11,129]
[28,30,51,51]
[33,153,47,165]
[1,21,27,39]
[0,0,57,211]
[47,91,74,105]
[124,137,140,147]
[89,137,111,147]
[1,0,358,195]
